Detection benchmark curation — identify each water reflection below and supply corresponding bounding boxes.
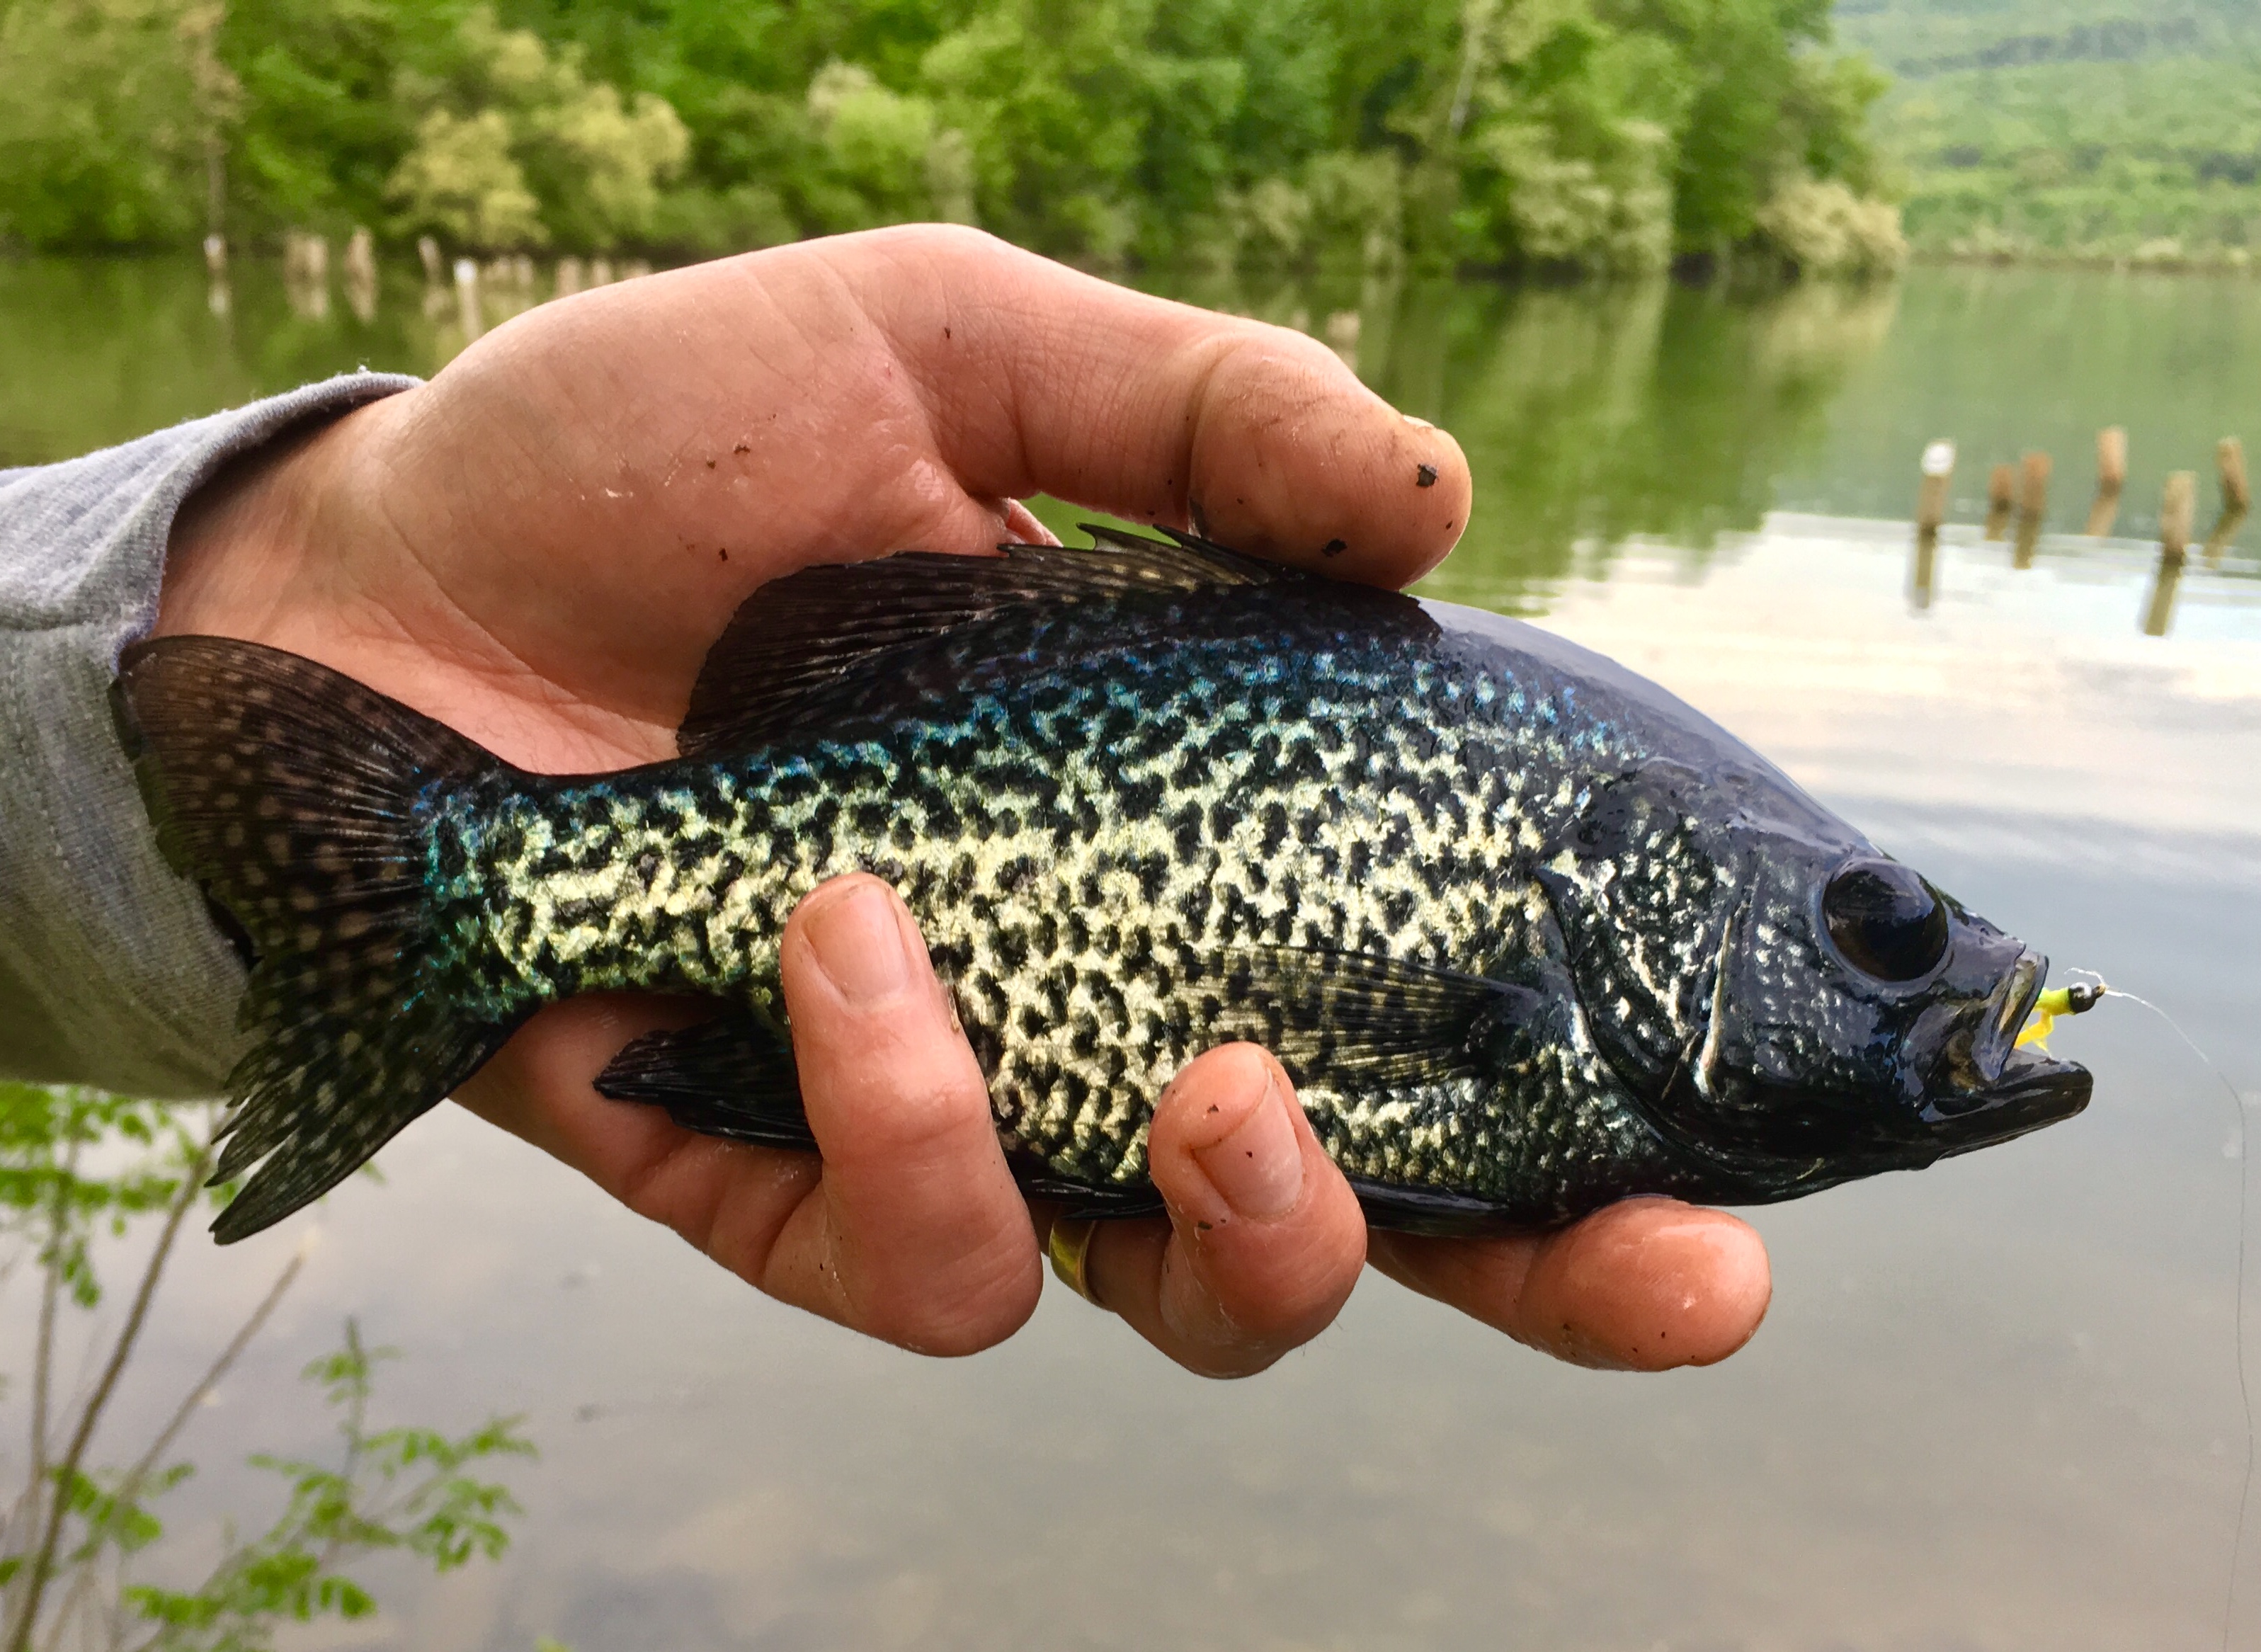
[1911,528,1938,610]
[2013,450,2050,571]
[1389,279,1904,593]
[1910,437,1954,611]
[6,254,2248,649]
[2146,545,2189,637]
[2088,427,2129,537]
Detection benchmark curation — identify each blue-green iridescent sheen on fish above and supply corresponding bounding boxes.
[112,528,2091,1243]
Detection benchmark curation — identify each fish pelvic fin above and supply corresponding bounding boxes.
[112,635,510,1243]
[593,1009,814,1151]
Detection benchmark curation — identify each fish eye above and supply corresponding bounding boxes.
[1821,859,1950,984]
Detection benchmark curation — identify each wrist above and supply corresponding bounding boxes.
[155,391,405,644]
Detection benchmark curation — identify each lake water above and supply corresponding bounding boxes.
[4,255,2260,1650]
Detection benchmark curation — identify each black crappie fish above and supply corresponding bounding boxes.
[113,528,2091,1243]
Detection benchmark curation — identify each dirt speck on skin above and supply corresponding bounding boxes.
[1321,538,1348,557]
[1416,463,1438,488]
[719,547,729,562]
[733,440,751,454]
[705,457,717,468]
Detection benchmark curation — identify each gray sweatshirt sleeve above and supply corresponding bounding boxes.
[0,373,421,1098]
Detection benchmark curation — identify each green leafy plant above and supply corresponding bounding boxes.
[0,1083,533,1652]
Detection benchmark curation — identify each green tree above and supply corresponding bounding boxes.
[0,0,1898,271]
[0,0,234,246]
[386,4,688,248]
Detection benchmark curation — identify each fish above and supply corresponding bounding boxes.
[111,526,2093,1243]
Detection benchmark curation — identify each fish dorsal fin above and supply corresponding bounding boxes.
[678,525,1293,757]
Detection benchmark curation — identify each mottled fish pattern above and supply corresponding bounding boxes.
[113,530,2091,1243]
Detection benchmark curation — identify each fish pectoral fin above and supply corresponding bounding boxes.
[1204,945,1550,1086]
[593,1010,815,1153]
[678,528,1297,756]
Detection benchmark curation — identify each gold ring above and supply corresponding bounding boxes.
[1047,1217,1103,1307]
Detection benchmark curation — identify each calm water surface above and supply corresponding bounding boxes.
[4,256,2259,1650]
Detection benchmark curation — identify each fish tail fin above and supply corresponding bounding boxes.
[113,636,511,1243]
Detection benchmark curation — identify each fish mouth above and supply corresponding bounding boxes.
[1925,1046,2093,1155]
[1917,953,2092,1151]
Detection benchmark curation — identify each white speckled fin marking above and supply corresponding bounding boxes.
[113,635,509,1243]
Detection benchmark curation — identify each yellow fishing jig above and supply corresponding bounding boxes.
[2017,981,2107,1052]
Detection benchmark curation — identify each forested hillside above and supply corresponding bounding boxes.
[1840,0,2261,261]
[0,0,1899,276]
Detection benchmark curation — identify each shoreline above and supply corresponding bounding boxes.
[1910,246,2259,278]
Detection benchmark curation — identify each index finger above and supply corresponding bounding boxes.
[812,226,1471,588]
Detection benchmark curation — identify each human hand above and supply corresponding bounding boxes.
[156,224,1770,1372]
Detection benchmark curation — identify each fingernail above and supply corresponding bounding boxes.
[1192,1065,1304,1221]
[803,881,913,1006]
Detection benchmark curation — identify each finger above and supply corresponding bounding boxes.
[767,875,1044,1355]
[822,227,1472,587]
[1080,1044,1365,1378]
[1001,498,1061,546]
[1366,1199,1772,1372]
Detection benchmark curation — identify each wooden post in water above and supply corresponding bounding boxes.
[2013,450,2051,569]
[2206,437,2251,563]
[453,256,483,345]
[202,232,229,317]
[2086,427,2127,537]
[2143,471,2197,637]
[2163,470,2196,557]
[1912,438,1954,610]
[1984,463,2015,540]
[343,225,377,323]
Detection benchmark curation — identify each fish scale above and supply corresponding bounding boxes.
[426,608,1673,1206]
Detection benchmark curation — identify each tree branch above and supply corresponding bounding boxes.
[47,1232,306,1643]
[2,1141,210,1652]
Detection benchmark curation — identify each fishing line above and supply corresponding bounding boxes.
[2068,974,2253,1651]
